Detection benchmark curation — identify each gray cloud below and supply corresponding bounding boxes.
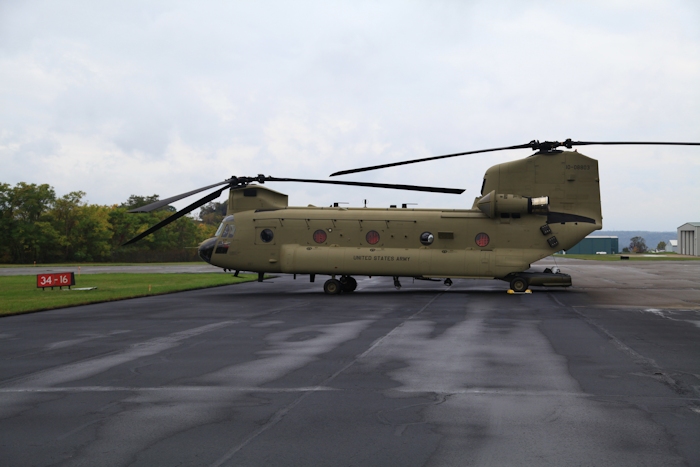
[1,0,698,230]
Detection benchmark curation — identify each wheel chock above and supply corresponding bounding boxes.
[507,289,532,294]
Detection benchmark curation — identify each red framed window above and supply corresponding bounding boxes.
[313,229,327,243]
[475,232,490,247]
[366,230,380,245]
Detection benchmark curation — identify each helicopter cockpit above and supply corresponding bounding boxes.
[198,215,235,264]
[215,215,236,238]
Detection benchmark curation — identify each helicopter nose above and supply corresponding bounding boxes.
[198,237,217,264]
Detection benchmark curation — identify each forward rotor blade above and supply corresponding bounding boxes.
[265,177,465,194]
[330,143,534,177]
[122,187,228,246]
[128,179,233,212]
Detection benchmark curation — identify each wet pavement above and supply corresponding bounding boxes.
[0,259,699,466]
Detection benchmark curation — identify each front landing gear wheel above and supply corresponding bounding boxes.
[340,276,357,293]
[510,276,528,293]
[324,278,342,295]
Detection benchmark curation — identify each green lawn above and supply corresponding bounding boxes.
[554,253,700,261]
[0,262,201,268]
[0,273,258,317]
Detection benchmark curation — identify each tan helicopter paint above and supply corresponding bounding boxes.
[205,150,602,280]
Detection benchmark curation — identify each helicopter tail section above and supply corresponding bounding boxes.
[480,150,602,253]
[482,150,601,225]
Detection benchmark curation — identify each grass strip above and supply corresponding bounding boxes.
[554,254,700,261]
[0,273,258,317]
[0,262,201,269]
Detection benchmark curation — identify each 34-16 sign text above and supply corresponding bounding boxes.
[37,272,75,289]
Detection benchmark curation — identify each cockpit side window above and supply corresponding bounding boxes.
[216,215,236,238]
[222,224,236,238]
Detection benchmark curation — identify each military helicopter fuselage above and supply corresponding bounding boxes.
[197,149,602,292]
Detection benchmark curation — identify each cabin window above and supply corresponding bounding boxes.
[260,228,274,243]
[366,230,380,245]
[313,230,327,243]
[475,232,490,247]
[420,232,434,245]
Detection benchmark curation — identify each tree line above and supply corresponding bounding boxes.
[0,182,227,264]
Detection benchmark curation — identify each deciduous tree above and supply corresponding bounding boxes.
[0,182,56,263]
[0,183,218,263]
[199,201,227,225]
[629,236,648,253]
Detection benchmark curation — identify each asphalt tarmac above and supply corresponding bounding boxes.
[1,258,699,466]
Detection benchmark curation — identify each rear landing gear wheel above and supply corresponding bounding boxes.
[340,276,357,293]
[510,276,528,293]
[324,278,342,295]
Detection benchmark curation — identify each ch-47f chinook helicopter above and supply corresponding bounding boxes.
[124,139,699,294]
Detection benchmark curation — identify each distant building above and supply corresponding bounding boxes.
[565,236,619,255]
[678,223,700,256]
[666,239,678,253]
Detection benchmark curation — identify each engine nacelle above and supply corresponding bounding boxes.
[476,190,548,218]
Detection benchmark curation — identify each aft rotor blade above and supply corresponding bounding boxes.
[128,179,233,212]
[122,187,228,246]
[330,143,534,177]
[265,177,465,194]
[330,139,700,177]
[564,140,700,148]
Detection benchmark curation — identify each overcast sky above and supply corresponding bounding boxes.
[1,0,698,231]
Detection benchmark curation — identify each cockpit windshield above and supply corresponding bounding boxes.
[215,223,225,237]
[222,224,236,238]
[215,215,236,238]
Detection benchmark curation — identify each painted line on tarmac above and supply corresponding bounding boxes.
[549,294,690,396]
[1,385,697,403]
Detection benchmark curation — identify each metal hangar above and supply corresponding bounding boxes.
[677,223,700,256]
[564,236,619,255]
